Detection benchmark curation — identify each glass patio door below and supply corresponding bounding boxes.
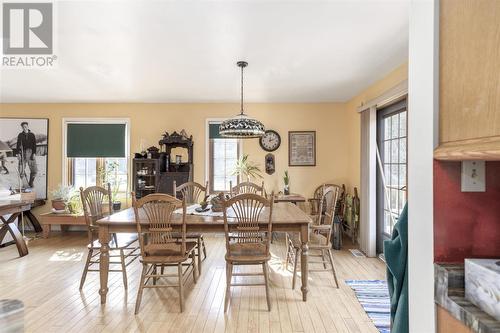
[376,98,407,254]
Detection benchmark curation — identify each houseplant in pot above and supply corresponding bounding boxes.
[50,184,74,212]
[98,161,125,211]
[232,154,263,182]
[283,170,290,195]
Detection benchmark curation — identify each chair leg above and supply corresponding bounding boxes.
[120,249,128,289]
[197,237,202,275]
[201,235,207,260]
[224,262,233,312]
[262,262,271,311]
[153,264,157,285]
[178,263,184,312]
[292,248,299,290]
[327,249,339,288]
[79,248,93,290]
[192,252,198,283]
[134,264,147,315]
[285,233,290,271]
[321,249,327,269]
[112,233,118,246]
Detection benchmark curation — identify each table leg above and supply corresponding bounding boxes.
[1,214,28,257]
[25,210,43,232]
[42,224,51,238]
[300,224,309,301]
[99,225,110,304]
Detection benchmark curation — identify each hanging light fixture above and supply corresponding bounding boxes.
[219,61,265,138]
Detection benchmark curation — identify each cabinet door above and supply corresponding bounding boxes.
[440,0,500,143]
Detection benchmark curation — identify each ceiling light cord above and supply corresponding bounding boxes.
[240,64,244,115]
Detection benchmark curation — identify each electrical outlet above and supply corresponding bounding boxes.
[461,160,486,192]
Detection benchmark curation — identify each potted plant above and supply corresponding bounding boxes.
[98,161,124,212]
[232,154,263,182]
[283,170,290,195]
[50,184,74,211]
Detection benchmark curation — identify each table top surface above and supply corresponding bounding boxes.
[273,194,306,202]
[98,202,311,226]
[0,200,32,209]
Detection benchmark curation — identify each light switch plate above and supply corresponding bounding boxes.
[461,160,486,192]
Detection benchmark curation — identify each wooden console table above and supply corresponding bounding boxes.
[39,212,86,238]
[0,200,32,257]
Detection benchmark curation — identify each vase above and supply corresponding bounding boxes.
[284,184,290,195]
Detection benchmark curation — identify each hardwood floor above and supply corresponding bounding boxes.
[0,232,386,333]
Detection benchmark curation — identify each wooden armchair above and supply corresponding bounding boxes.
[79,184,138,290]
[286,185,340,289]
[132,193,198,313]
[222,192,274,312]
[173,181,208,274]
[308,183,340,216]
[229,180,265,197]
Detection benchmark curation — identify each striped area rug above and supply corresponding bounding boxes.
[345,280,391,333]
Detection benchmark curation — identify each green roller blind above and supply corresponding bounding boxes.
[67,123,126,157]
[209,123,223,139]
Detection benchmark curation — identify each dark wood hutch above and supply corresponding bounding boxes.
[132,131,193,198]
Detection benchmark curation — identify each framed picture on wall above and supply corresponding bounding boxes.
[0,118,49,200]
[288,131,316,166]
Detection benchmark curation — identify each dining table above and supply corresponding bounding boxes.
[0,200,32,257]
[96,202,312,304]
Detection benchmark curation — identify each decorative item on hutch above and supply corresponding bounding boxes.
[219,61,265,138]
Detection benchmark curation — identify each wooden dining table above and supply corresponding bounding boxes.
[0,200,32,257]
[97,202,312,304]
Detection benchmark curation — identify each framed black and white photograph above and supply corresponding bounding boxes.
[288,131,316,166]
[0,118,49,199]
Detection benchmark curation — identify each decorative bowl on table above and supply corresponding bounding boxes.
[210,193,228,212]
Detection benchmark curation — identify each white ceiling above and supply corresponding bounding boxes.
[0,0,409,103]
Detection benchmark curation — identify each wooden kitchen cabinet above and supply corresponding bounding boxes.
[435,0,500,160]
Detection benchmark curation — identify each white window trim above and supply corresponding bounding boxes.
[205,118,243,190]
[61,118,131,194]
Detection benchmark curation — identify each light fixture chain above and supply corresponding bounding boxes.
[240,64,244,115]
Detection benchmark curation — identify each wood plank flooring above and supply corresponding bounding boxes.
[0,232,386,333]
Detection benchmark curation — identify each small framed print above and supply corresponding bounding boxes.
[288,131,316,166]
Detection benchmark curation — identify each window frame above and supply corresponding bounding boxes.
[205,119,243,194]
[62,118,131,195]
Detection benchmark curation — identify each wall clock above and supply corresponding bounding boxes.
[259,130,281,152]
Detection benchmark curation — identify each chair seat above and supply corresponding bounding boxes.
[225,242,270,262]
[88,233,138,249]
[141,241,197,263]
[290,232,330,249]
[171,232,204,239]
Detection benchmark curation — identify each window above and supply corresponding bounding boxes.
[207,122,240,193]
[63,119,129,197]
[376,98,407,254]
[70,158,128,193]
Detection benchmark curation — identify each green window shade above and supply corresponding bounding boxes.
[209,123,223,139]
[67,123,126,157]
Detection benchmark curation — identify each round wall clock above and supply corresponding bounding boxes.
[259,130,281,152]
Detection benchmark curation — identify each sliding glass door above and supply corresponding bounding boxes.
[376,98,407,254]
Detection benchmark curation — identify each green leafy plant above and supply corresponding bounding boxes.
[98,161,123,203]
[51,184,75,202]
[283,170,290,186]
[231,154,263,181]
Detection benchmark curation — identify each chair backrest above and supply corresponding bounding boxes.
[132,193,187,258]
[222,193,273,255]
[318,185,341,244]
[173,181,208,205]
[230,180,265,197]
[80,184,112,228]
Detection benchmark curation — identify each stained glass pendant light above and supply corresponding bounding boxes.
[219,61,265,138]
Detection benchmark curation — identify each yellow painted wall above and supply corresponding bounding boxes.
[0,103,352,213]
[344,63,409,190]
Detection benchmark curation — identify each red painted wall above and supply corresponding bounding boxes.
[434,161,500,263]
